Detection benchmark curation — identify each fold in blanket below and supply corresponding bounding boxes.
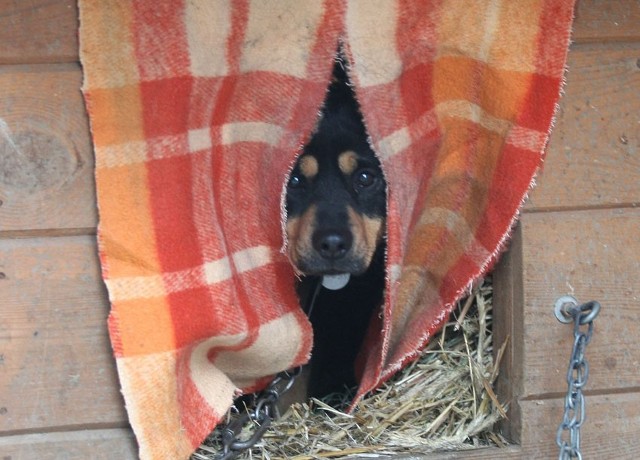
[79,1,575,458]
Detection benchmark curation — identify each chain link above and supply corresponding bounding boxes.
[211,366,302,460]
[209,279,323,459]
[554,296,601,460]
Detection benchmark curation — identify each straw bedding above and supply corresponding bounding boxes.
[193,277,508,459]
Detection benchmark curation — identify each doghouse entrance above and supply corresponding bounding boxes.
[193,264,512,458]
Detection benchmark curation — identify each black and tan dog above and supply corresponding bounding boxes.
[286,59,387,400]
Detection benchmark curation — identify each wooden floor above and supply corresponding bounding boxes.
[0,1,638,458]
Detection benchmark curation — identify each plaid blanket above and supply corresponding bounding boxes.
[79,1,574,458]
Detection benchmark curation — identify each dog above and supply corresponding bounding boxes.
[285,59,387,400]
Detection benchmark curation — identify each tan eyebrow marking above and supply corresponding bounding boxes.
[338,150,358,175]
[299,155,319,179]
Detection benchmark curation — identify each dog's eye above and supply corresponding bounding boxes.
[288,174,304,189]
[354,169,376,189]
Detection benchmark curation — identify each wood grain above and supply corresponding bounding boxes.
[0,0,79,64]
[490,225,524,444]
[0,428,137,459]
[0,65,97,233]
[573,0,640,43]
[0,236,126,433]
[519,392,640,458]
[398,446,523,459]
[519,208,640,398]
[527,43,640,211]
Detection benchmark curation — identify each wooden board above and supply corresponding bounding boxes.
[0,0,79,64]
[0,236,126,433]
[0,65,97,233]
[0,428,137,459]
[519,392,640,458]
[491,226,525,444]
[397,446,523,459]
[518,208,640,399]
[527,42,640,211]
[573,0,640,43]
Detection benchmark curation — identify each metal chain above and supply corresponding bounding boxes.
[213,366,302,460]
[554,295,601,460]
[211,279,323,459]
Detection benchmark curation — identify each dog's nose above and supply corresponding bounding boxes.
[313,230,352,260]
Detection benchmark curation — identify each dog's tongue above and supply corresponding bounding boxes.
[321,273,351,290]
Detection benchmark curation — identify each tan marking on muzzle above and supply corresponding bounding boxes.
[286,205,317,268]
[338,150,358,175]
[299,155,319,179]
[347,207,385,268]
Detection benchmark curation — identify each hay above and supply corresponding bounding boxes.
[193,277,509,459]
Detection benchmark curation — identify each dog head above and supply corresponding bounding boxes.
[285,65,386,276]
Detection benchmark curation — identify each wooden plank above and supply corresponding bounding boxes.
[519,392,640,458]
[527,43,640,211]
[573,0,640,43]
[0,428,137,459]
[518,208,640,398]
[0,0,79,64]
[0,65,97,233]
[0,236,126,433]
[391,446,522,459]
[490,226,524,444]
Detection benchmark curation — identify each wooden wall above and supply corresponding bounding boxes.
[0,1,136,457]
[0,1,638,458]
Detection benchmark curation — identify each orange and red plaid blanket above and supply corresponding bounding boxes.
[79,1,574,458]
